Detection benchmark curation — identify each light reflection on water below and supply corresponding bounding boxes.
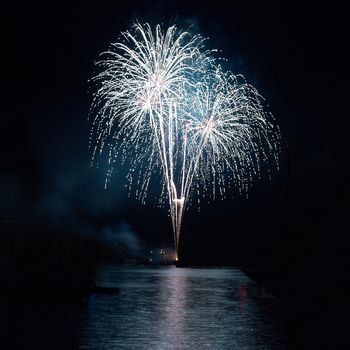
[78,265,286,350]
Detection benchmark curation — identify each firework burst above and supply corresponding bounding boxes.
[89,22,280,259]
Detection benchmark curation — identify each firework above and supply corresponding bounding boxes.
[89,22,280,259]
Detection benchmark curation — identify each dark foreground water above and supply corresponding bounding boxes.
[2,265,288,349]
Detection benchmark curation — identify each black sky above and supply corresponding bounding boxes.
[1,1,348,269]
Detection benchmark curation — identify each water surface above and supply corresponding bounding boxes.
[77,265,286,349]
[1,265,287,349]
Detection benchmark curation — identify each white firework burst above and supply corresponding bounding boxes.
[89,22,280,259]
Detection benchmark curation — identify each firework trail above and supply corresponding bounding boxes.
[89,22,280,260]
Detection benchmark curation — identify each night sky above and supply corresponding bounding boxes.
[1,1,348,269]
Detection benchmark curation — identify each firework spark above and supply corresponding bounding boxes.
[89,22,280,259]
